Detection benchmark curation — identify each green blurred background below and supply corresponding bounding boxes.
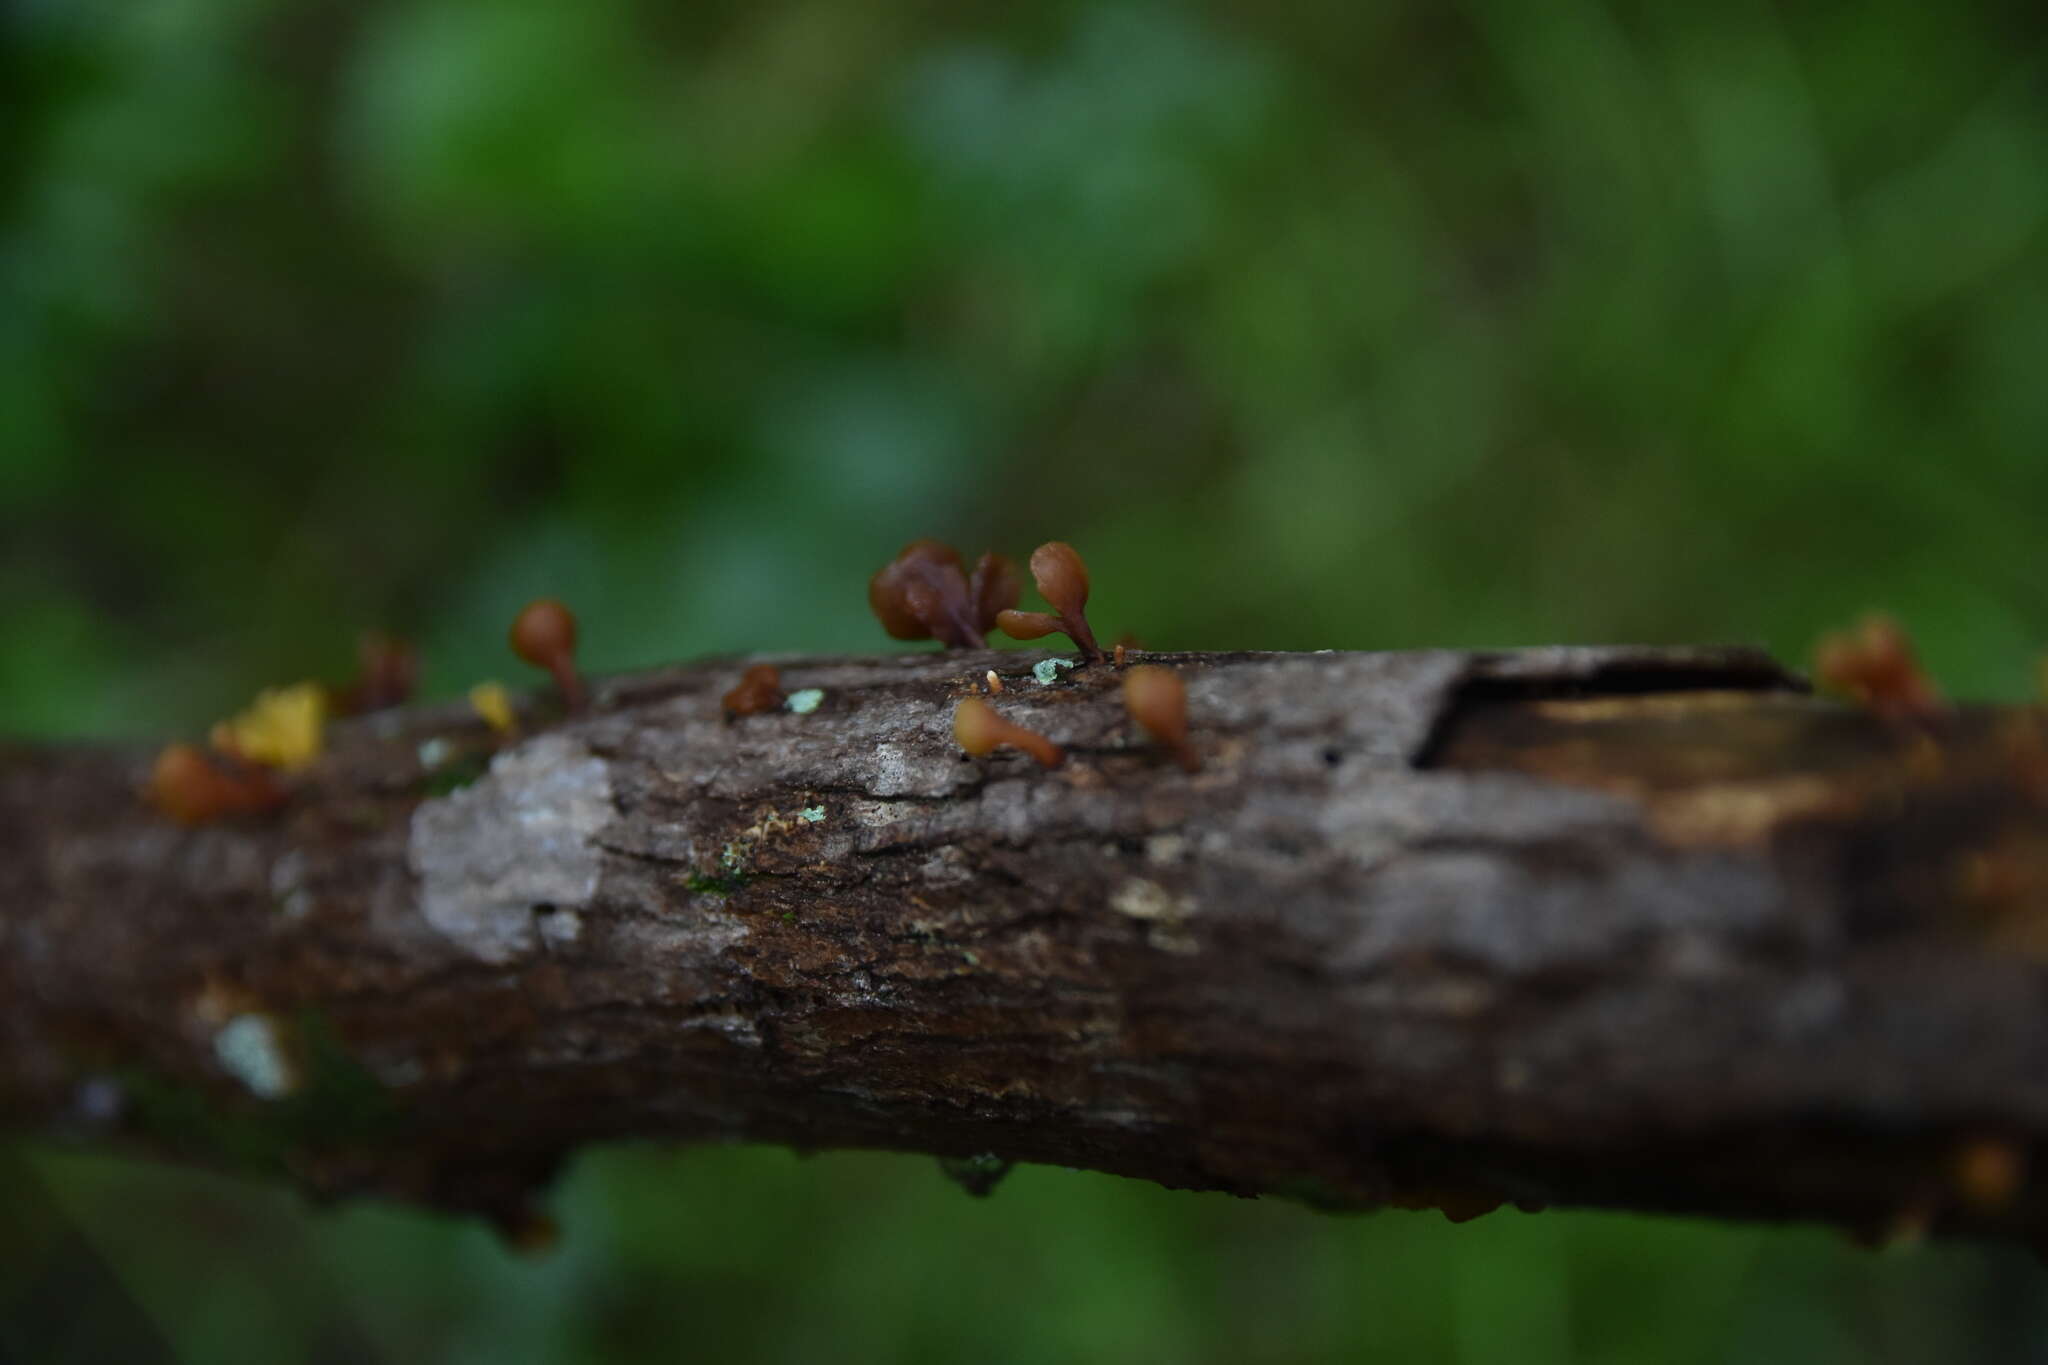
[4,0,2046,1359]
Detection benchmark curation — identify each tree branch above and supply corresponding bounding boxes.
[5,645,2047,1246]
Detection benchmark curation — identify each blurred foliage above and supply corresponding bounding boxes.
[3,0,2046,1360]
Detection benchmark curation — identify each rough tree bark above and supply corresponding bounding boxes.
[5,645,2048,1247]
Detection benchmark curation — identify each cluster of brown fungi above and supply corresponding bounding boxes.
[869,538,1198,772]
[149,535,1975,828]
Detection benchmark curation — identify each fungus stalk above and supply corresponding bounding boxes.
[509,599,587,712]
[995,541,1105,663]
[952,698,1065,768]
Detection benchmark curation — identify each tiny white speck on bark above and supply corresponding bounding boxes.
[408,733,613,963]
[1110,878,1189,921]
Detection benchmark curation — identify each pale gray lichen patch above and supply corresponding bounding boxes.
[408,733,613,963]
[799,805,825,823]
[214,1013,297,1099]
[785,688,825,714]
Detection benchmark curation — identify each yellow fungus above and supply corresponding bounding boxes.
[469,680,517,735]
[210,682,326,771]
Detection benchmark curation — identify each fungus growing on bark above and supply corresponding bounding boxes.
[468,681,517,736]
[995,541,1105,662]
[868,540,1019,649]
[985,670,1004,694]
[1814,613,1942,720]
[1122,665,1199,771]
[1951,1136,2026,1213]
[147,743,287,826]
[210,682,327,772]
[332,632,418,715]
[723,664,786,716]
[509,598,586,712]
[953,697,1064,768]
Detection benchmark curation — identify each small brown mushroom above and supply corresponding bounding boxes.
[723,663,786,716]
[1813,613,1941,721]
[509,598,587,712]
[1951,1137,2026,1214]
[331,631,418,715]
[1122,665,1199,771]
[868,541,1020,649]
[995,541,1105,662]
[953,697,1064,768]
[147,743,287,826]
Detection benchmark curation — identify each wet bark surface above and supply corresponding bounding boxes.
[5,645,2047,1245]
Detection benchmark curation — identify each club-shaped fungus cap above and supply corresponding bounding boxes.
[723,663,786,716]
[869,541,1019,649]
[1030,541,1089,624]
[1122,665,1199,771]
[995,541,1104,661]
[953,697,1064,768]
[509,598,587,711]
[148,743,286,826]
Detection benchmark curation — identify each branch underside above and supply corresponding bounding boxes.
[5,646,2048,1246]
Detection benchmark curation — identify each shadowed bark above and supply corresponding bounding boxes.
[5,644,2048,1247]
